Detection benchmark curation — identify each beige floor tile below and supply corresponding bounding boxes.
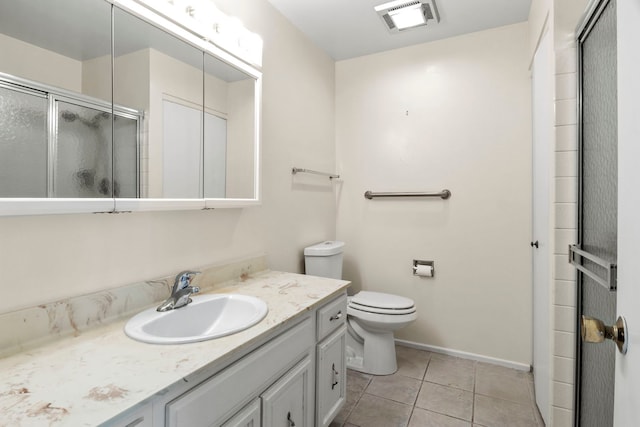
[474,394,537,427]
[476,362,533,381]
[347,370,372,396]
[416,382,473,421]
[333,370,373,424]
[409,407,472,427]
[365,372,422,405]
[425,357,475,391]
[347,394,412,427]
[396,346,432,380]
[431,353,477,369]
[476,371,531,404]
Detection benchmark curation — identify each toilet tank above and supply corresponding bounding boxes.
[304,241,344,279]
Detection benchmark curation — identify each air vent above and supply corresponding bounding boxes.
[375,0,440,34]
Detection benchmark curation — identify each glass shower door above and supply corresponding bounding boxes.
[576,1,618,426]
[54,99,139,198]
[55,100,113,198]
[0,83,48,197]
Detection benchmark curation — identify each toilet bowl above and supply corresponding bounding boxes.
[346,291,417,375]
[303,241,417,376]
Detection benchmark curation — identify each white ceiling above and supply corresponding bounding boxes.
[265,0,531,60]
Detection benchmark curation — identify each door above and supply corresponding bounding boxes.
[614,0,640,424]
[531,23,553,425]
[575,1,618,426]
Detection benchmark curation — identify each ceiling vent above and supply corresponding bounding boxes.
[375,0,440,33]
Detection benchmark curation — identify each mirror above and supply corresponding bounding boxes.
[0,0,260,212]
[0,0,113,198]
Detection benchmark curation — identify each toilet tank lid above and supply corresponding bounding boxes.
[304,241,345,256]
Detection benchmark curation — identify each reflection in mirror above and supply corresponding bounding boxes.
[204,54,256,199]
[0,0,260,208]
[0,0,113,198]
[114,7,205,199]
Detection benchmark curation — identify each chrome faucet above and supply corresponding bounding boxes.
[157,271,201,312]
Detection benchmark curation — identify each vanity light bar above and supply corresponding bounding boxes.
[130,0,263,67]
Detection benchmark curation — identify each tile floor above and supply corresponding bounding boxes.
[330,345,545,427]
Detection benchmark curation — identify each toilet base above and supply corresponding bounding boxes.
[346,321,398,375]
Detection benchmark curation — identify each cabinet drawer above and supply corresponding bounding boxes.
[166,317,313,427]
[317,293,347,340]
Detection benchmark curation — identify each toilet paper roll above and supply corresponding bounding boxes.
[414,264,433,277]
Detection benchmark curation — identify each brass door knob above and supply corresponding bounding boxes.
[581,315,628,354]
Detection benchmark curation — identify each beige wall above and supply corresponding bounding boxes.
[0,33,82,93]
[0,0,336,314]
[336,23,532,365]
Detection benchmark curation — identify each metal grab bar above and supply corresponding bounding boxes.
[568,244,617,291]
[291,167,340,179]
[364,189,451,200]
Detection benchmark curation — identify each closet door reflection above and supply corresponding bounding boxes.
[0,84,47,197]
[113,6,204,199]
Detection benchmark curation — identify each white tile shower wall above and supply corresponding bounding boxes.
[552,44,579,424]
[336,23,532,365]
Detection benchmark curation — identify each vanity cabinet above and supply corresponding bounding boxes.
[108,292,347,427]
[315,296,348,427]
[165,317,314,426]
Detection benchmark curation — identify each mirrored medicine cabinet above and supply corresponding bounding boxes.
[0,0,261,216]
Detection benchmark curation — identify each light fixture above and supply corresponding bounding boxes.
[133,0,263,66]
[375,0,440,33]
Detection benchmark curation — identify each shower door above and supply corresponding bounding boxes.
[0,83,48,197]
[575,1,617,426]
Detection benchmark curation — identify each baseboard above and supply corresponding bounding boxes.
[395,339,532,372]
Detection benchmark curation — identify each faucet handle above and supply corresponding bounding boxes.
[173,270,201,292]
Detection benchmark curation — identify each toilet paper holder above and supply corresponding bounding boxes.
[413,260,434,277]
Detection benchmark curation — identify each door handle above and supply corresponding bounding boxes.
[581,315,628,354]
[287,411,296,427]
[530,241,539,248]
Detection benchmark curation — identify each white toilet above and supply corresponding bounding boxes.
[304,241,417,375]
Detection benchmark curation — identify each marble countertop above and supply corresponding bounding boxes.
[0,271,349,426]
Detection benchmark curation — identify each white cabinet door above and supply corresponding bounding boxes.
[262,357,312,427]
[221,398,260,427]
[316,326,346,427]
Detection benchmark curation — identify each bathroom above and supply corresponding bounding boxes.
[1,0,640,426]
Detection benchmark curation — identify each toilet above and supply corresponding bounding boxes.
[304,241,417,375]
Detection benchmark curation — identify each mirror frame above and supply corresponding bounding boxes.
[0,0,262,216]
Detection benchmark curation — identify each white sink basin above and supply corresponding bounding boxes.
[124,294,268,344]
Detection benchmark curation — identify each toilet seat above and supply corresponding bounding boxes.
[348,291,416,315]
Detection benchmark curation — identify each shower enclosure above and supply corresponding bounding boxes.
[0,74,141,198]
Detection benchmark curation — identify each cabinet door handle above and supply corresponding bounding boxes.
[287,411,296,427]
[331,363,339,389]
[330,311,342,321]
